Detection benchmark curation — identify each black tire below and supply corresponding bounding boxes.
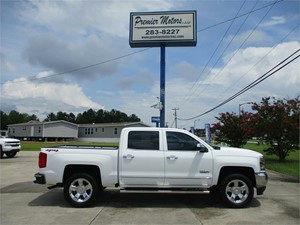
[0,146,3,158]
[6,152,17,158]
[64,173,100,208]
[219,173,254,208]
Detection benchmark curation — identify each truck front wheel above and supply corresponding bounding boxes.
[219,174,254,208]
[64,173,99,207]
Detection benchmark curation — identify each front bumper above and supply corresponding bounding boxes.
[3,148,20,153]
[34,173,46,184]
[255,171,268,195]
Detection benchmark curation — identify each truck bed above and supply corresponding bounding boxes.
[44,145,118,150]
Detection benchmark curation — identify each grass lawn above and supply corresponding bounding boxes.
[243,143,299,178]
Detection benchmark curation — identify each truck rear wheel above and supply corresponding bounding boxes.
[219,173,254,208]
[64,173,99,207]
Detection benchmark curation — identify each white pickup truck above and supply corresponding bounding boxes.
[0,136,21,158]
[34,127,267,208]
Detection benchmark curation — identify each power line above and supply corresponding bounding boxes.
[1,48,151,84]
[2,0,283,85]
[181,0,277,106]
[178,49,300,121]
[186,0,260,103]
[180,0,247,105]
[197,0,283,32]
[219,24,298,97]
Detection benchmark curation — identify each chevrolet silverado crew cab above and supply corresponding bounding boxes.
[0,136,21,158]
[34,127,267,208]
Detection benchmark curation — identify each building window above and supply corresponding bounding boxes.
[38,127,41,133]
[102,128,105,132]
[114,128,117,135]
[95,128,97,132]
[13,128,15,133]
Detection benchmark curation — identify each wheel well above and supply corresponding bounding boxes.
[63,165,102,187]
[218,166,256,187]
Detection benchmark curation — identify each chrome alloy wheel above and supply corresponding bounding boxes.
[225,179,249,204]
[69,178,93,203]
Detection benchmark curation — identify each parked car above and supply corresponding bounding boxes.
[0,136,21,158]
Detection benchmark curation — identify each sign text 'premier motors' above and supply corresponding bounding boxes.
[129,11,197,47]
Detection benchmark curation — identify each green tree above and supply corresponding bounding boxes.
[128,114,140,122]
[0,110,39,129]
[252,96,299,162]
[44,108,141,124]
[0,111,8,130]
[44,113,57,122]
[67,113,76,123]
[77,109,97,124]
[213,111,254,147]
[6,110,25,124]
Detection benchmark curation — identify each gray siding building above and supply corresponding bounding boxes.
[78,122,150,142]
[7,121,150,142]
[7,120,78,141]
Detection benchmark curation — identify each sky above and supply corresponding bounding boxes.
[1,0,299,129]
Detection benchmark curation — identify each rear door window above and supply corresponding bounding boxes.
[128,131,159,150]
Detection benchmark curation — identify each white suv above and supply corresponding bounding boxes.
[0,136,21,158]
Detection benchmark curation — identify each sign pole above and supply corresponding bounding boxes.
[129,11,197,128]
[160,45,166,127]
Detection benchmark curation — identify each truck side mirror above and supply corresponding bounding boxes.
[197,143,208,153]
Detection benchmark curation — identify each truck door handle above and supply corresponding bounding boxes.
[123,154,135,159]
[166,155,178,160]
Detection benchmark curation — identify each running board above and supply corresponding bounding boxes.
[120,189,210,194]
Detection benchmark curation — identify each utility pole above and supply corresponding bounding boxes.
[172,108,179,128]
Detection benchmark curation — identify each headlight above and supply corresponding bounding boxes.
[260,156,265,170]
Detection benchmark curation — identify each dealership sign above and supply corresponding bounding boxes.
[129,11,197,47]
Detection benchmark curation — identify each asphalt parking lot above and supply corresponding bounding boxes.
[0,151,299,225]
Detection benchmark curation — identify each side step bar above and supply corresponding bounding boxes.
[120,189,210,194]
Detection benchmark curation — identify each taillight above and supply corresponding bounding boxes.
[39,152,47,168]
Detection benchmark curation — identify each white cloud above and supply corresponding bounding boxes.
[0,53,16,72]
[170,61,200,81]
[23,34,125,80]
[261,16,286,27]
[1,71,103,119]
[118,41,300,127]
[21,0,174,37]
[226,30,273,47]
[2,0,298,129]
[209,41,300,89]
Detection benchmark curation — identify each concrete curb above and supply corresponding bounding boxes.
[267,169,300,183]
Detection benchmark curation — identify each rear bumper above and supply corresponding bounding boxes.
[255,171,268,195]
[34,173,46,184]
